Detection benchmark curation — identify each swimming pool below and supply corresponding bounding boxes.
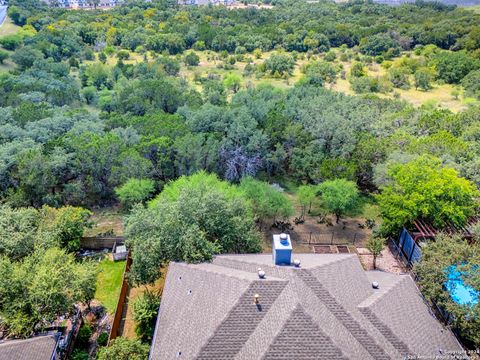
[445,265,479,306]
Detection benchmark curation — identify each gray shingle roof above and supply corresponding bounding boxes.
[150,254,464,360]
[0,334,58,360]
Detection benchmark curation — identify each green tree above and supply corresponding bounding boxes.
[432,51,479,84]
[84,63,111,90]
[461,69,480,99]
[388,67,410,89]
[133,291,160,343]
[125,172,261,285]
[304,61,338,86]
[184,51,200,66]
[317,179,359,223]
[0,50,9,64]
[98,52,107,64]
[37,206,92,252]
[239,177,294,225]
[0,35,22,51]
[359,33,401,57]
[0,248,97,337]
[97,338,149,360]
[0,206,40,260]
[11,46,43,70]
[366,237,385,269]
[297,185,316,217]
[377,155,478,235]
[223,73,241,93]
[414,67,435,91]
[264,53,295,76]
[115,178,156,209]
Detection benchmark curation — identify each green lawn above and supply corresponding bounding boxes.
[95,256,126,314]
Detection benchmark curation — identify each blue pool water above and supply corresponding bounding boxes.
[445,266,479,306]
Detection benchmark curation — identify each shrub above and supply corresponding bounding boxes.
[0,35,22,50]
[76,324,93,349]
[0,50,9,64]
[184,51,200,66]
[97,337,149,360]
[133,292,161,343]
[97,331,109,347]
[324,51,336,62]
[117,50,130,60]
[71,349,89,360]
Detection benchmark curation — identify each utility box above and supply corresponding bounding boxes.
[273,233,292,266]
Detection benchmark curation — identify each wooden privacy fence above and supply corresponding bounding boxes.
[80,236,124,250]
[109,252,132,343]
[290,231,366,245]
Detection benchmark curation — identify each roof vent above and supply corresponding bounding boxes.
[176,351,182,357]
[257,268,266,279]
[273,233,292,266]
[187,289,192,295]
[293,259,301,267]
[372,281,379,289]
[253,294,260,304]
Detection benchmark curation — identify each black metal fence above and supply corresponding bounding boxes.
[289,231,366,246]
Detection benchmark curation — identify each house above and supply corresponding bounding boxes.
[0,334,60,360]
[150,237,464,359]
[177,0,236,6]
[42,0,124,8]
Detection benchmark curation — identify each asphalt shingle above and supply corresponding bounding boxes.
[150,254,464,360]
[0,335,58,360]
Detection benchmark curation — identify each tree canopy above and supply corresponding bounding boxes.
[0,247,97,337]
[125,172,262,285]
[317,179,359,223]
[377,155,478,235]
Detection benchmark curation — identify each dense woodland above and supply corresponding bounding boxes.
[0,0,479,353]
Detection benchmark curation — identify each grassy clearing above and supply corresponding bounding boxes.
[179,49,477,111]
[0,17,20,37]
[0,18,20,73]
[84,47,476,112]
[94,256,126,314]
[85,207,124,236]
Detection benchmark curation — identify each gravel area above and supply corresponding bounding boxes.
[357,243,407,274]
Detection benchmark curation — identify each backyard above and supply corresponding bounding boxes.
[94,256,126,314]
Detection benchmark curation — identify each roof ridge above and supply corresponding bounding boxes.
[195,280,287,359]
[358,306,412,357]
[176,262,285,282]
[308,253,357,270]
[357,275,409,309]
[296,269,392,360]
[262,304,348,360]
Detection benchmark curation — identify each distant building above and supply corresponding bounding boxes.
[150,241,464,359]
[177,0,236,6]
[0,334,60,360]
[43,0,124,8]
